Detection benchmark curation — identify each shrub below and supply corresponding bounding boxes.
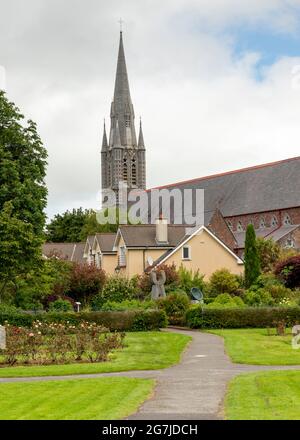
[243,289,274,307]
[275,255,300,288]
[0,309,167,331]
[67,263,106,304]
[206,293,245,308]
[256,237,281,273]
[42,294,75,311]
[100,276,138,303]
[136,273,152,296]
[208,269,239,297]
[158,291,190,325]
[185,306,300,329]
[158,263,180,287]
[178,266,206,295]
[96,299,157,312]
[49,299,74,312]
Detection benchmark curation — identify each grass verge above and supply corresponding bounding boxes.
[225,371,300,420]
[208,328,300,365]
[0,377,154,420]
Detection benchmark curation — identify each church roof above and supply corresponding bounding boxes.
[151,156,300,218]
[233,224,300,249]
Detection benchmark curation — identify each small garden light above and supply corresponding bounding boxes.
[75,302,81,313]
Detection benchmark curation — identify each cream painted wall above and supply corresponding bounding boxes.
[102,254,118,275]
[159,229,243,279]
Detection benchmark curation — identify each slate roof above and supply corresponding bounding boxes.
[42,242,86,263]
[95,233,117,253]
[150,156,300,220]
[118,225,186,248]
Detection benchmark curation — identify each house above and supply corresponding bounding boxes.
[83,233,117,272]
[113,218,243,279]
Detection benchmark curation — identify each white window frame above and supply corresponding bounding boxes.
[182,245,191,261]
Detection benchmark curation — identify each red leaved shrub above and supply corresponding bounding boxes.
[274,255,300,288]
[67,264,106,304]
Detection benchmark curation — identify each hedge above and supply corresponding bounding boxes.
[0,309,168,332]
[185,306,300,329]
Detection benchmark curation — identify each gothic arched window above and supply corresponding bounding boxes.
[237,221,243,232]
[271,216,278,227]
[123,157,128,181]
[259,217,266,229]
[283,214,292,226]
[226,220,233,232]
[132,158,137,185]
[125,115,131,128]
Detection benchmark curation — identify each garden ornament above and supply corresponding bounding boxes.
[150,270,166,300]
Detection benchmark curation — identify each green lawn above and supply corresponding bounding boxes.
[225,371,300,420]
[0,331,191,377]
[0,377,154,420]
[208,328,300,365]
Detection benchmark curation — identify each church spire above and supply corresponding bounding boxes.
[101,120,108,151]
[110,32,137,147]
[113,119,122,148]
[138,118,145,150]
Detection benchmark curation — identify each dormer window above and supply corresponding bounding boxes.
[227,221,233,232]
[259,217,266,229]
[237,221,243,232]
[283,214,292,226]
[271,216,278,227]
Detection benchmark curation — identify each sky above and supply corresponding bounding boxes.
[1,0,300,220]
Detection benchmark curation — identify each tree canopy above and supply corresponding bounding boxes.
[0,91,47,294]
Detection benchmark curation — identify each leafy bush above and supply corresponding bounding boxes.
[136,273,152,296]
[49,299,74,312]
[97,299,156,311]
[186,306,300,329]
[275,255,300,288]
[158,263,180,288]
[243,289,274,307]
[208,269,239,297]
[256,237,281,273]
[0,310,167,331]
[67,263,106,304]
[158,291,190,325]
[178,266,206,295]
[206,293,245,308]
[42,294,75,311]
[100,276,138,304]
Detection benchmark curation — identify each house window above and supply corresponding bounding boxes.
[271,216,278,227]
[119,246,126,267]
[283,214,292,226]
[259,217,266,229]
[182,246,191,260]
[237,221,243,232]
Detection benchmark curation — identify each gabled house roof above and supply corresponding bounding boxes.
[114,224,187,248]
[42,242,86,263]
[95,233,117,253]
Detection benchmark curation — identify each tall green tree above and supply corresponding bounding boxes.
[46,208,91,242]
[244,224,261,288]
[0,91,47,295]
[0,91,47,235]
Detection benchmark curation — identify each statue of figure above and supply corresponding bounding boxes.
[150,270,166,300]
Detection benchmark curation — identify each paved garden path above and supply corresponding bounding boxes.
[1,328,300,420]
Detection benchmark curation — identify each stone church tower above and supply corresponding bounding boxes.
[101,32,146,202]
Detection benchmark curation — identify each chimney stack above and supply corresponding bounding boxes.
[156,214,168,244]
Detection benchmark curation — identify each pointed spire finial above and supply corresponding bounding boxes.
[138,117,145,149]
[101,118,108,151]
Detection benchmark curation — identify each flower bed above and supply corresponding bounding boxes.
[0,321,125,366]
